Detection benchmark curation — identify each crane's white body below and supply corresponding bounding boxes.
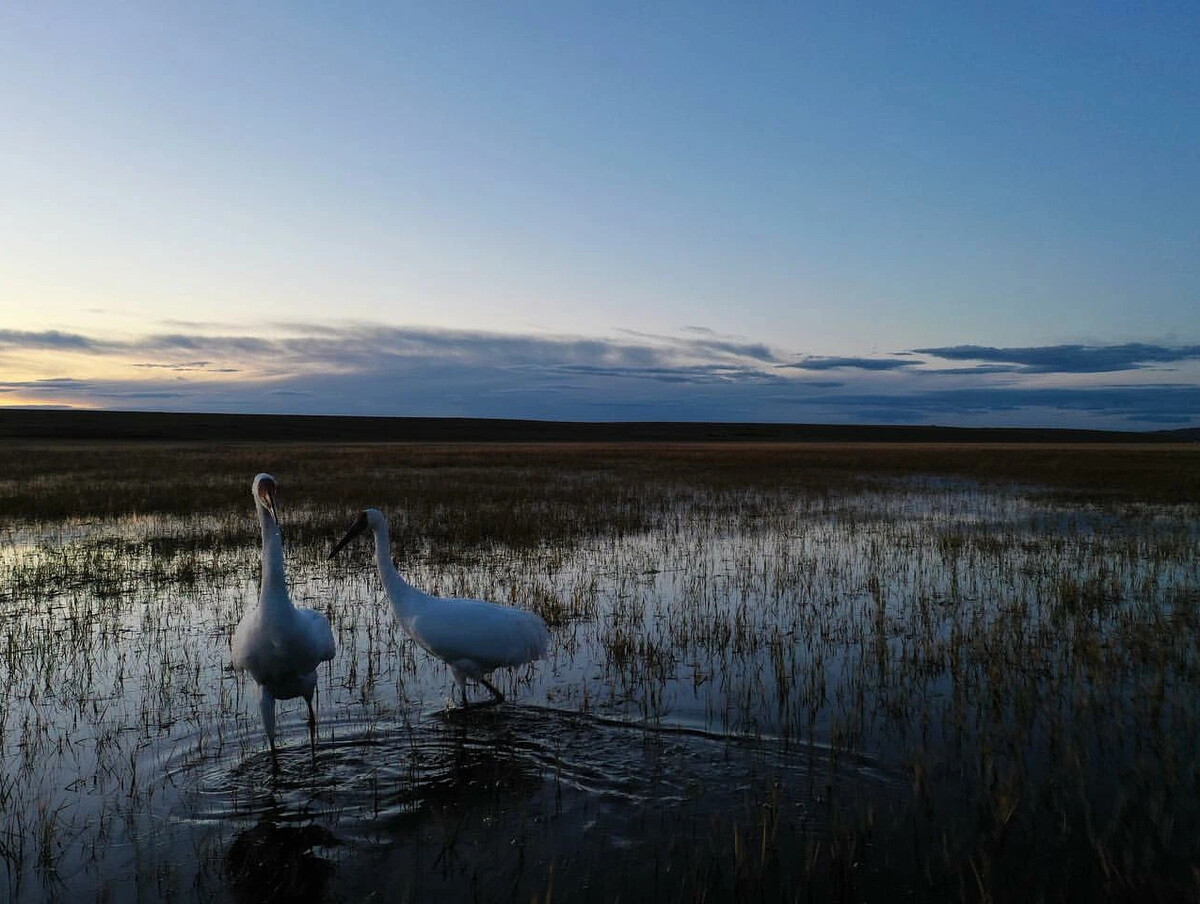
[341,508,549,704]
[232,474,336,752]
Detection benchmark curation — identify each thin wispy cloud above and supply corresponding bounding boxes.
[130,361,243,374]
[614,328,780,363]
[544,363,791,385]
[919,364,1026,376]
[0,376,187,400]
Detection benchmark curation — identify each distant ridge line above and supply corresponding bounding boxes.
[1,410,1196,443]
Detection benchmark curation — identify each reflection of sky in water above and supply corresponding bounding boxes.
[1,483,1198,900]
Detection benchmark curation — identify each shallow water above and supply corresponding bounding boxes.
[2,479,1199,900]
[142,705,905,902]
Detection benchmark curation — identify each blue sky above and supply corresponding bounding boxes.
[1,3,1197,428]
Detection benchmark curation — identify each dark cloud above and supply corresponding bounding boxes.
[0,329,272,358]
[786,356,917,371]
[915,343,1200,374]
[11,369,1194,429]
[3,322,1197,430]
[0,377,98,390]
[686,339,777,361]
[0,330,105,351]
[1135,413,1196,425]
[787,384,1200,424]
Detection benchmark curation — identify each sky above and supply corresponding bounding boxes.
[1,3,1198,428]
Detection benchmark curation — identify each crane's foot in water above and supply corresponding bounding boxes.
[479,677,506,704]
[456,697,503,711]
[449,679,505,710]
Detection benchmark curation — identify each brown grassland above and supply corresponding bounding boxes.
[1,440,1197,522]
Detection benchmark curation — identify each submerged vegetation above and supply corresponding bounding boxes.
[0,441,1198,900]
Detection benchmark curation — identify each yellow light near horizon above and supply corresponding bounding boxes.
[0,350,130,383]
[0,347,268,397]
[0,395,98,410]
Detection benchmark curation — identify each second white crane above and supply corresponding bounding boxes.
[330,508,549,706]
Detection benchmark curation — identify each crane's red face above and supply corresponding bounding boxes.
[255,475,279,523]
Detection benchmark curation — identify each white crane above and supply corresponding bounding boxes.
[330,508,549,706]
[232,474,336,756]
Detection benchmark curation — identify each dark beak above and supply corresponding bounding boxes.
[330,512,369,559]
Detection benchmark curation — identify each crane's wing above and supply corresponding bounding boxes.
[296,606,337,665]
[405,597,548,673]
[230,609,258,671]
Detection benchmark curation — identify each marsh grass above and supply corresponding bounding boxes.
[1,440,1197,523]
[0,441,1198,900]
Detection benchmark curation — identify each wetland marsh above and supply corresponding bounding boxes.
[1,442,1198,901]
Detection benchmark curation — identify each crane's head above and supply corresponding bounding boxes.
[330,508,385,558]
[252,473,279,523]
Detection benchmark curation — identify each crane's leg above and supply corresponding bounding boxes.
[304,691,318,761]
[451,669,469,708]
[479,676,505,704]
[260,688,278,760]
[305,692,317,741]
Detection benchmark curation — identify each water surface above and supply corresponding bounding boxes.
[2,477,1198,900]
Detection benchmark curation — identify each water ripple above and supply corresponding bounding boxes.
[146,702,907,853]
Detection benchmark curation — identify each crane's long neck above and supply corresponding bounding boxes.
[371,520,423,623]
[259,506,290,608]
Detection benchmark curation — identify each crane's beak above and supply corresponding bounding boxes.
[330,511,369,558]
